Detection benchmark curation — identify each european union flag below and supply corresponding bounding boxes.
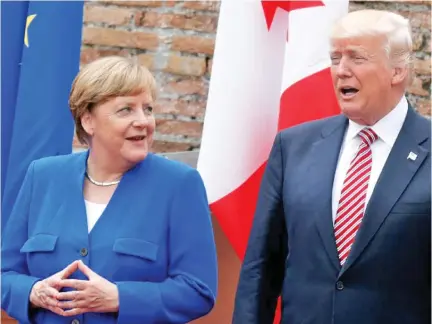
[1,1,84,232]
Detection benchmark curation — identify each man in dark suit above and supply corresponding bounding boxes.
[233,9,431,324]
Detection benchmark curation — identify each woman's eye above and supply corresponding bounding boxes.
[117,107,132,115]
[144,106,153,114]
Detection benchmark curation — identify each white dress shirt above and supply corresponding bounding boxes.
[84,200,107,233]
[331,96,409,223]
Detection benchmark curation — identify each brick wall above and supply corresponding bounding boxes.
[74,0,431,152]
[76,0,219,151]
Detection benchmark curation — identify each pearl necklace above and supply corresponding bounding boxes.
[85,172,121,187]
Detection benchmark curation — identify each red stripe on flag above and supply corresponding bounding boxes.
[278,68,340,131]
[210,162,267,260]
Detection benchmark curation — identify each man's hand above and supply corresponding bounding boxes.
[57,260,119,316]
[29,260,80,316]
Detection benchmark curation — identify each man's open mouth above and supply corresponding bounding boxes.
[340,87,359,96]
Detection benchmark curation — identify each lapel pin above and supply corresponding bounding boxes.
[407,152,417,161]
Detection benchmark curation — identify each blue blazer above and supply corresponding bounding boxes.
[1,151,218,324]
[233,104,431,324]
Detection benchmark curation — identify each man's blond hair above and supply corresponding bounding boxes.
[330,9,413,68]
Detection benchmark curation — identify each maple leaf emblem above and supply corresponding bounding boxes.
[261,0,324,30]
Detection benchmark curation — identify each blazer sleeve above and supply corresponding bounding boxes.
[1,161,41,324]
[232,132,288,324]
[114,168,218,324]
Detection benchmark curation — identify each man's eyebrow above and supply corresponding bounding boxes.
[330,46,374,57]
[345,45,369,54]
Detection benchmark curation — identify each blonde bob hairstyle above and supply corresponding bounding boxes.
[69,56,157,145]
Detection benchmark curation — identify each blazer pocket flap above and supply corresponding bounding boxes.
[20,234,58,253]
[391,202,430,214]
[113,238,158,261]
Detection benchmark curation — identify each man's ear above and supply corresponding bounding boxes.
[391,66,409,86]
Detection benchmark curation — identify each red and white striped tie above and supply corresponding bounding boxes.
[334,128,378,265]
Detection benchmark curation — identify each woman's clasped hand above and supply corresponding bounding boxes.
[30,260,119,316]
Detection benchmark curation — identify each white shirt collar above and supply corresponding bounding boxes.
[345,96,408,147]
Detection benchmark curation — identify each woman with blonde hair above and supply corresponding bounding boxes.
[2,56,218,324]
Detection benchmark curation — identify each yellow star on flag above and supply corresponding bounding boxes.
[24,14,37,47]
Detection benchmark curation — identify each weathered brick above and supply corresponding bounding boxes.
[138,54,155,69]
[361,0,430,3]
[416,98,431,116]
[84,5,133,25]
[165,55,206,77]
[163,80,208,96]
[151,140,194,153]
[83,27,159,50]
[137,0,176,7]
[348,3,363,11]
[412,33,425,51]
[207,58,213,75]
[171,36,215,55]
[97,0,174,7]
[363,0,431,5]
[408,77,429,96]
[156,120,203,138]
[425,36,431,53]
[80,47,128,65]
[135,12,217,33]
[414,58,431,75]
[399,10,430,29]
[154,99,206,117]
[181,1,220,12]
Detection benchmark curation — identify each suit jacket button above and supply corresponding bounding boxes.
[80,247,88,257]
[71,320,80,324]
[336,281,344,290]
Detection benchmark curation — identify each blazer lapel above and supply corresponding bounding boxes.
[87,154,153,240]
[339,108,430,276]
[309,115,348,272]
[63,150,90,246]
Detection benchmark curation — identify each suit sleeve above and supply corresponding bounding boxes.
[233,132,288,324]
[1,161,41,324]
[115,168,218,324]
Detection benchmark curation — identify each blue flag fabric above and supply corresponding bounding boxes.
[1,1,28,201]
[1,1,84,232]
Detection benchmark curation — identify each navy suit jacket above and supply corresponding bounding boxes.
[233,104,431,324]
[1,151,218,324]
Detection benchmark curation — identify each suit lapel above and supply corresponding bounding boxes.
[339,108,430,276]
[309,115,348,272]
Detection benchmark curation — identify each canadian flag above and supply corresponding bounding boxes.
[197,1,348,318]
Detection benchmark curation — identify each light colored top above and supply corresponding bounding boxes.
[332,96,408,223]
[84,200,107,233]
